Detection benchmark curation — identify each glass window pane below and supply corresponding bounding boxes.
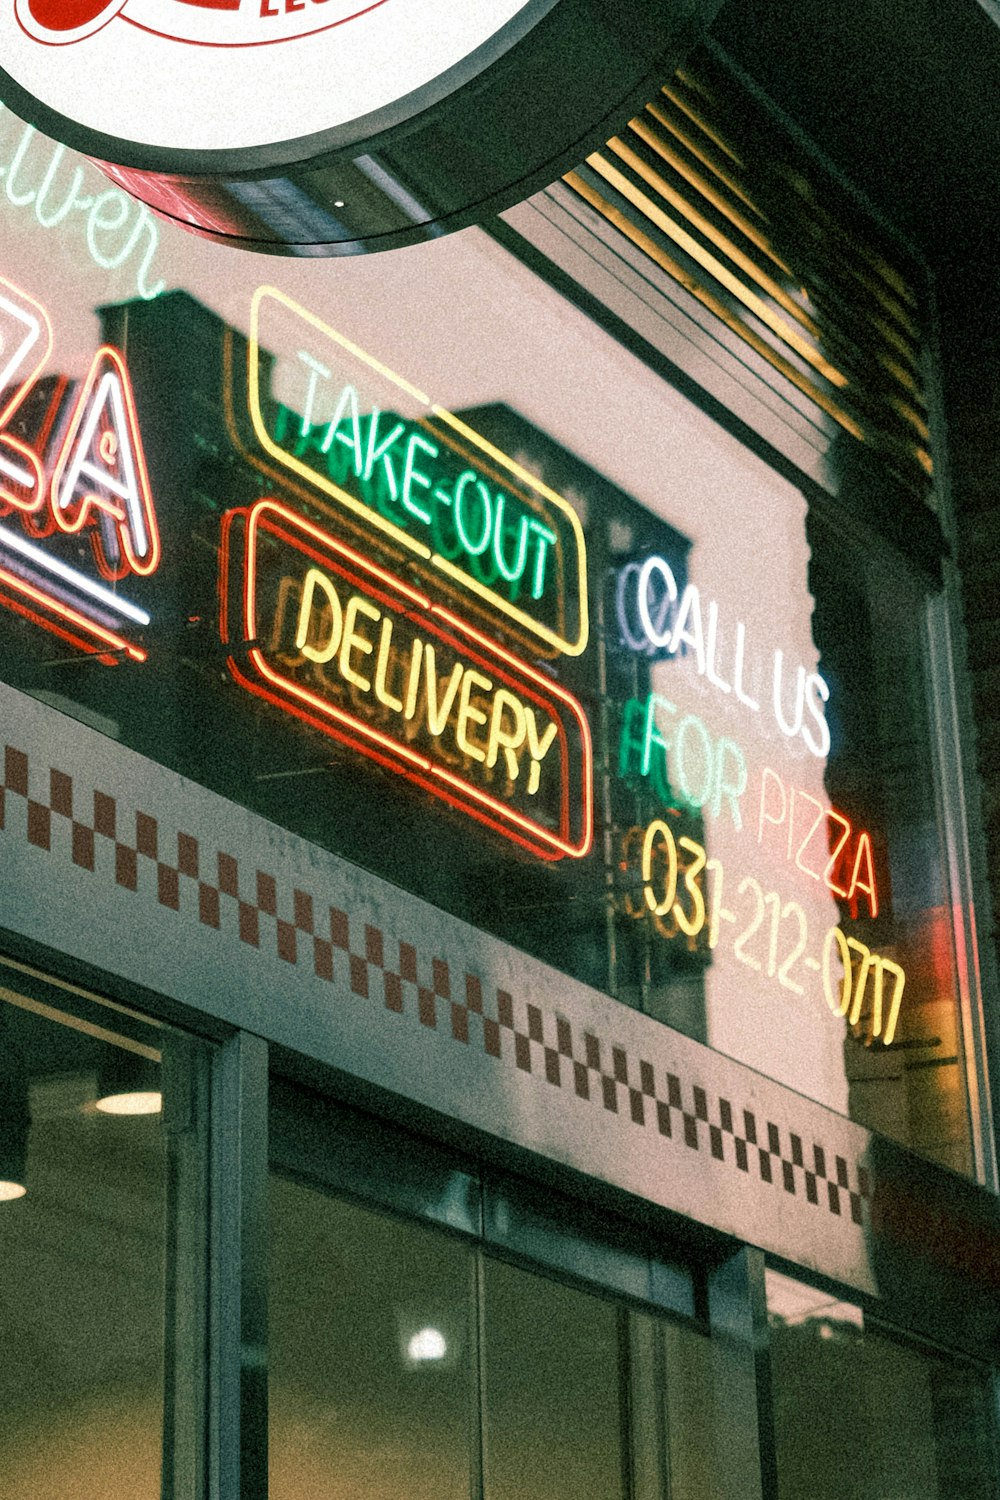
[0,989,169,1499]
[269,1174,474,1500]
[767,1268,998,1500]
[482,1255,625,1500]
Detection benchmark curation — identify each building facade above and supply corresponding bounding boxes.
[1,5,999,1498]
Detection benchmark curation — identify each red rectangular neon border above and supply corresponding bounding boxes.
[222,499,593,860]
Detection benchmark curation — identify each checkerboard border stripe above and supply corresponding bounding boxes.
[1,742,872,1227]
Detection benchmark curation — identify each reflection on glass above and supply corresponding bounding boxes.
[0,992,167,1500]
[767,1268,998,1500]
[269,1174,473,1500]
[482,1256,625,1500]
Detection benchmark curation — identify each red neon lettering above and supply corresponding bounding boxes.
[847,831,878,919]
[758,768,879,917]
[822,810,852,899]
[791,788,825,881]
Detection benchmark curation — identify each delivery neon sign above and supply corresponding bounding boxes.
[0,275,158,662]
[221,499,592,860]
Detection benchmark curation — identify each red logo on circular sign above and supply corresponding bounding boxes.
[15,0,391,47]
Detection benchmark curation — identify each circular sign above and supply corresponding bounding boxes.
[0,0,721,254]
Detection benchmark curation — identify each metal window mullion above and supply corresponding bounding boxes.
[706,1246,779,1500]
[208,1030,270,1500]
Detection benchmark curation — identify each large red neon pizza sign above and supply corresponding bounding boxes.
[0,275,159,662]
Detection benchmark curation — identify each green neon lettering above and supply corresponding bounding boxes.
[492,491,529,585]
[453,470,492,556]
[363,410,406,497]
[296,350,331,437]
[401,431,438,525]
[33,143,87,230]
[711,738,747,830]
[0,110,164,301]
[527,517,557,599]
[319,384,363,474]
[86,189,133,270]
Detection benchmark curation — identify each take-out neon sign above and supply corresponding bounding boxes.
[246,287,588,659]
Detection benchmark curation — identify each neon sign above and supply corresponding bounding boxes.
[0,110,164,301]
[221,499,592,860]
[621,817,905,1044]
[0,276,158,661]
[757,767,878,918]
[616,554,830,758]
[244,286,588,658]
[619,693,747,829]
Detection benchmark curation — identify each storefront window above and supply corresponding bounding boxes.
[268,1097,747,1500]
[0,967,209,1500]
[0,108,984,1176]
[767,1267,998,1499]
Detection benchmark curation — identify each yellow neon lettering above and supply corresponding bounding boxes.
[402,431,438,524]
[880,961,906,1046]
[295,567,343,664]
[524,708,558,796]
[403,637,423,721]
[339,594,380,691]
[423,646,463,737]
[642,819,678,917]
[456,669,492,763]
[674,836,707,937]
[486,689,527,779]
[374,616,403,712]
[823,926,852,1018]
[847,936,872,1027]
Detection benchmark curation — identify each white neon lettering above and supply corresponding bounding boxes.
[670,584,706,675]
[636,555,678,649]
[705,600,732,694]
[53,368,155,568]
[802,671,831,758]
[772,650,805,740]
